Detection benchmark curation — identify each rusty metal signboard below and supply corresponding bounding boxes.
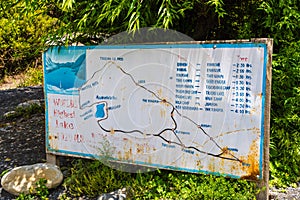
[44,41,271,179]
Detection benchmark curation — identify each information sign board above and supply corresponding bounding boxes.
[44,42,270,179]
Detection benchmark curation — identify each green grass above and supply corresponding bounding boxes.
[0,66,43,89]
[17,66,44,87]
[3,101,44,120]
[64,159,259,200]
[16,179,49,200]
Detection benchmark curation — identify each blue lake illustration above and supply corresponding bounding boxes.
[44,47,86,93]
[95,103,106,118]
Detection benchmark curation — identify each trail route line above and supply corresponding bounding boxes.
[45,45,267,178]
[79,61,246,165]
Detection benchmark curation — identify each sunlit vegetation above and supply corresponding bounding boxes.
[0,0,299,198]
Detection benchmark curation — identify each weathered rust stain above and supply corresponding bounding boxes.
[147,153,152,164]
[203,127,259,146]
[240,138,260,180]
[221,146,229,154]
[145,144,151,152]
[251,108,258,114]
[218,147,230,173]
[110,128,115,134]
[157,88,163,97]
[221,146,240,173]
[117,151,122,160]
[136,143,143,154]
[208,158,216,172]
[49,134,59,150]
[160,98,170,107]
[257,93,263,99]
[124,147,132,160]
[196,160,203,169]
[205,139,260,178]
[160,109,166,118]
[230,163,238,171]
[136,143,152,154]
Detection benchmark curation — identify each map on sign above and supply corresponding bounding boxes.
[44,43,268,179]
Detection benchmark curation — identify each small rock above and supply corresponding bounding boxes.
[3,111,16,118]
[17,99,42,109]
[0,163,63,196]
[97,188,127,200]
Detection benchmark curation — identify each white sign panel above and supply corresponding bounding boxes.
[44,43,268,179]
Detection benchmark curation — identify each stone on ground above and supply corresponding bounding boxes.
[97,188,127,200]
[17,99,43,108]
[0,163,63,196]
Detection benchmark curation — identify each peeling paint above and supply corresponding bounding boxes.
[203,127,258,146]
[110,128,115,135]
[124,147,132,160]
[240,138,260,180]
[208,158,216,173]
[196,160,203,169]
[160,109,166,118]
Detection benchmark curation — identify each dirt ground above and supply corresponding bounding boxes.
[0,86,90,200]
[0,86,45,199]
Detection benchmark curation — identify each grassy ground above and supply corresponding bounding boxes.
[64,159,259,199]
[0,66,43,90]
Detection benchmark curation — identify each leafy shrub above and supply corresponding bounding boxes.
[269,40,300,187]
[4,101,44,120]
[16,178,49,200]
[0,4,57,79]
[17,65,44,87]
[64,159,132,197]
[64,159,258,199]
[0,0,299,191]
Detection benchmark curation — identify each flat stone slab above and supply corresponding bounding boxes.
[1,163,63,196]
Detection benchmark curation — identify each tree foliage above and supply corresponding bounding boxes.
[269,41,300,186]
[0,1,57,78]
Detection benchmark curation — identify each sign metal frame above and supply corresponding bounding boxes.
[44,38,272,199]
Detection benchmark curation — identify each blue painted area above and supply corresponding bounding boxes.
[44,87,50,150]
[43,52,49,150]
[44,46,86,94]
[259,43,268,179]
[45,67,85,89]
[90,43,263,50]
[228,148,239,152]
[242,163,251,167]
[95,103,106,118]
